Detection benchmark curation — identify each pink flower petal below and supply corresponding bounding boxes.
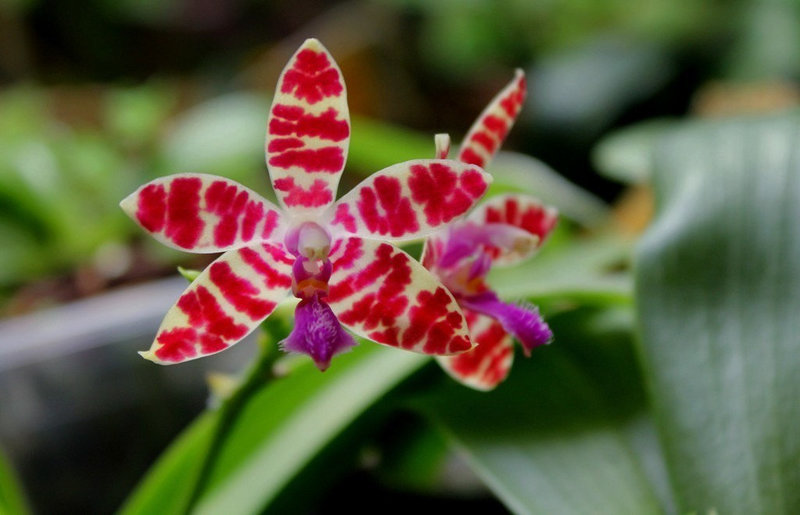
[458,69,526,169]
[327,159,491,241]
[120,173,284,253]
[326,237,473,355]
[437,309,515,391]
[266,38,350,216]
[139,243,293,364]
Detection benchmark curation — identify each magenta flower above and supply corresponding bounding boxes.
[422,71,558,390]
[121,39,492,370]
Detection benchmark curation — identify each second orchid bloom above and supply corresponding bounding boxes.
[423,70,558,390]
[121,39,492,370]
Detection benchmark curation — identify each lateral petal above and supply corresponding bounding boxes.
[120,173,285,253]
[327,159,491,241]
[436,309,515,391]
[266,38,350,216]
[139,243,293,364]
[468,194,558,266]
[458,69,526,168]
[326,237,473,355]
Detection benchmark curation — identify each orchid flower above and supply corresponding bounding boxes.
[421,70,558,390]
[121,39,492,371]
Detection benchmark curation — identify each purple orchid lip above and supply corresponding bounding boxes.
[460,291,552,354]
[281,293,357,371]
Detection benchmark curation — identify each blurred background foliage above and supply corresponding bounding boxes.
[1,0,800,513]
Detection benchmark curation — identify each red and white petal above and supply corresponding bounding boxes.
[469,194,557,266]
[139,243,294,364]
[437,310,515,391]
[458,69,526,168]
[326,237,473,355]
[327,159,491,241]
[121,173,285,253]
[266,38,350,216]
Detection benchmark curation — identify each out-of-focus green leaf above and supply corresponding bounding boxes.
[489,232,633,305]
[724,1,800,80]
[419,307,665,514]
[193,344,427,514]
[0,446,28,515]
[119,414,215,515]
[348,116,433,174]
[530,37,673,137]
[163,94,269,192]
[489,151,609,228]
[123,343,428,514]
[636,113,800,512]
[592,119,675,184]
[105,83,175,146]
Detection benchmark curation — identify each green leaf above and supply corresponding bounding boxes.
[489,233,633,305]
[0,446,28,515]
[636,113,800,512]
[120,414,215,515]
[194,344,427,514]
[592,119,675,184]
[420,307,665,514]
[489,152,610,228]
[122,344,428,514]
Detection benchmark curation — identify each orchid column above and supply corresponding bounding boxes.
[121,39,492,370]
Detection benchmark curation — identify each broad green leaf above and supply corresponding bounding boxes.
[0,446,28,515]
[194,344,427,514]
[120,414,215,515]
[489,233,633,305]
[420,307,664,514]
[636,113,800,513]
[122,343,428,514]
[489,151,610,228]
[592,119,674,184]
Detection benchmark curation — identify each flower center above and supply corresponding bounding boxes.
[285,221,331,259]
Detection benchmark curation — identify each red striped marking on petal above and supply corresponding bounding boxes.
[327,237,472,355]
[121,173,285,253]
[280,49,343,104]
[266,39,350,216]
[140,244,293,364]
[328,160,490,241]
[273,177,334,207]
[457,70,526,169]
[269,105,349,141]
[472,194,558,244]
[437,310,514,390]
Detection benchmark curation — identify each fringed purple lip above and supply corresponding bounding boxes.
[281,293,356,371]
[460,291,551,354]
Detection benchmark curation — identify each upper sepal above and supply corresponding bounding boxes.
[266,38,350,216]
[327,159,492,242]
[120,173,284,253]
[458,69,526,169]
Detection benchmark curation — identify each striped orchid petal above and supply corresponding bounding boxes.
[139,243,294,364]
[327,159,491,241]
[468,194,557,266]
[436,310,515,391]
[120,173,284,253]
[458,69,526,168]
[326,237,473,355]
[266,38,350,216]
